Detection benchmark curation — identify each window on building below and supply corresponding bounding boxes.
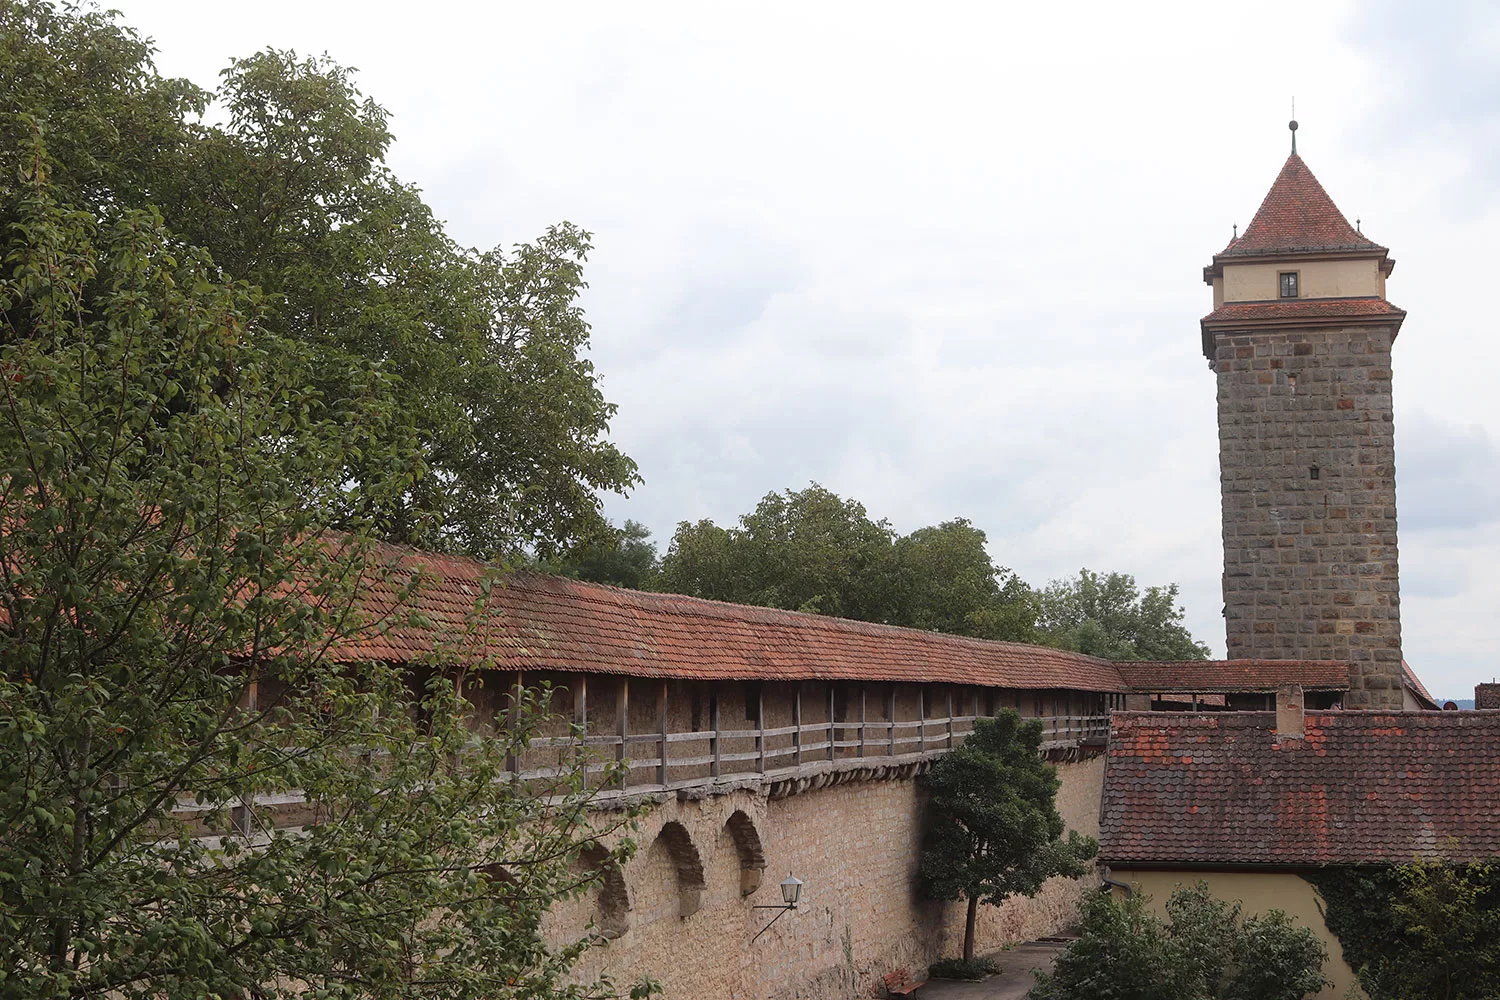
[744,682,761,724]
[1279,271,1299,298]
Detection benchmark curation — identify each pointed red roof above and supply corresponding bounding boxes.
[1220,154,1384,258]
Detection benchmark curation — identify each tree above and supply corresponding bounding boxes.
[0,1,637,561]
[655,484,1039,640]
[1037,569,1211,661]
[918,711,1097,963]
[880,520,1040,641]
[1028,884,1329,1000]
[559,519,660,589]
[0,21,647,1000]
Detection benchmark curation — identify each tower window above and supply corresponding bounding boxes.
[1309,465,1320,481]
[1279,271,1299,298]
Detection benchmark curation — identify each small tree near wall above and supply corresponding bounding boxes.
[918,710,1098,963]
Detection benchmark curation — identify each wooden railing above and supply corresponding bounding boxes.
[520,712,1111,793]
[178,695,1111,836]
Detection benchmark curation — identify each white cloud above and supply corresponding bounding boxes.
[114,0,1500,698]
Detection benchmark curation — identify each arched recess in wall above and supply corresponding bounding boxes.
[579,843,631,938]
[653,821,707,918]
[723,810,767,896]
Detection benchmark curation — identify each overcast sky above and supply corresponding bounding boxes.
[113,0,1500,699]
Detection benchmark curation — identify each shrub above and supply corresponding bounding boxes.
[929,957,1001,980]
[1028,883,1328,1000]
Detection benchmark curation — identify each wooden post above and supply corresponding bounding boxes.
[946,688,954,748]
[756,689,768,773]
[657,680,669,787]
[232,673,258,837]
[826,684,836,761]
[887,686,897,756]
[710,694,721,778]
[571,673,588,785]
[504,670,522,774]
[918,687,926,752]
[858,687,867,758]
[616,677,630,791]
[792,684,803,767]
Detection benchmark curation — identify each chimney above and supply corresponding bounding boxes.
[1275,684,1305,739]
[1476,683,1500,710]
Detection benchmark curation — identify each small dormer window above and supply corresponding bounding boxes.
[1279,271,1299,298]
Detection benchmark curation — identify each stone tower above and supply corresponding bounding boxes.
[1201,141,1406,708]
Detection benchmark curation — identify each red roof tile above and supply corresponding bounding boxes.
[1220,155,1384,258]
[338,542,1129,691]
[1101,711,1500,867]
[1403,660,1439,709]
[1114,660,1349,694]
[331,542,1370,698]
[1201,297,1405,327]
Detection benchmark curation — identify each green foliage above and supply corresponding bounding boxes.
[1029,889,1177,1000]
[0,0,637,561]
[0,17,649,998]
[1224,911,1333,1000]
[1029,884,1328,1000]
[557,519,660,589]
[919,711,1098,961]
[1037,569,1211,661]
[929,957,1000,980]
[656,484,1040,640]
[1311,862,1500,1000]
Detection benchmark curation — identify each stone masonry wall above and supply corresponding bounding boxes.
[1214,325,1404,708]
[546,755,1105,1000]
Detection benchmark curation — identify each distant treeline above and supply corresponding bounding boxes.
[548,484,1212,662]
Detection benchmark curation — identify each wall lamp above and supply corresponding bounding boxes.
[751,872,804,942]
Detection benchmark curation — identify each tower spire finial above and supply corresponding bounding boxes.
[1289,98,1298,155]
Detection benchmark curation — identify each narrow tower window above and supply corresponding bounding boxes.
[1309,465,1320,481]
[1279,271,1299,298]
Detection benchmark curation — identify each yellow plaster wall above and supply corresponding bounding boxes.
[1116,870,1362,998]
[1221,258,1381,302]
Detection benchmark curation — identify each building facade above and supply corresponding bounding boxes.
[1202,142,1407,708]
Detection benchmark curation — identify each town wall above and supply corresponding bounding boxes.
[548,755,1105,1000]
[1214,325,1404,708]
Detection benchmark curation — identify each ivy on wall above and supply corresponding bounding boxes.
[1306,861,1500,1000]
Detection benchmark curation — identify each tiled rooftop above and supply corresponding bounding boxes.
[331,541,1364,698]
[1114,660,1348,693]
[1201,297,1405,327]
[1219,154,1385,258]
[1101,711,1500,866]
[339,541,1128,691]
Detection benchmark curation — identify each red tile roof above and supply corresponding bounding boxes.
[338,542,1129,691]
[332,542,1373,699]
[1114,660,1349,694]
[1219,155,1384,258]
[1101,711,1500,867]
[1201,297,1405,327]
[1403,660,1439,710]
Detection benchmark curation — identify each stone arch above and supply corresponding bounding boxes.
[723,809,767,896]
[653,821,707,918]
[474,862,518,889]
[580,842,631,938]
